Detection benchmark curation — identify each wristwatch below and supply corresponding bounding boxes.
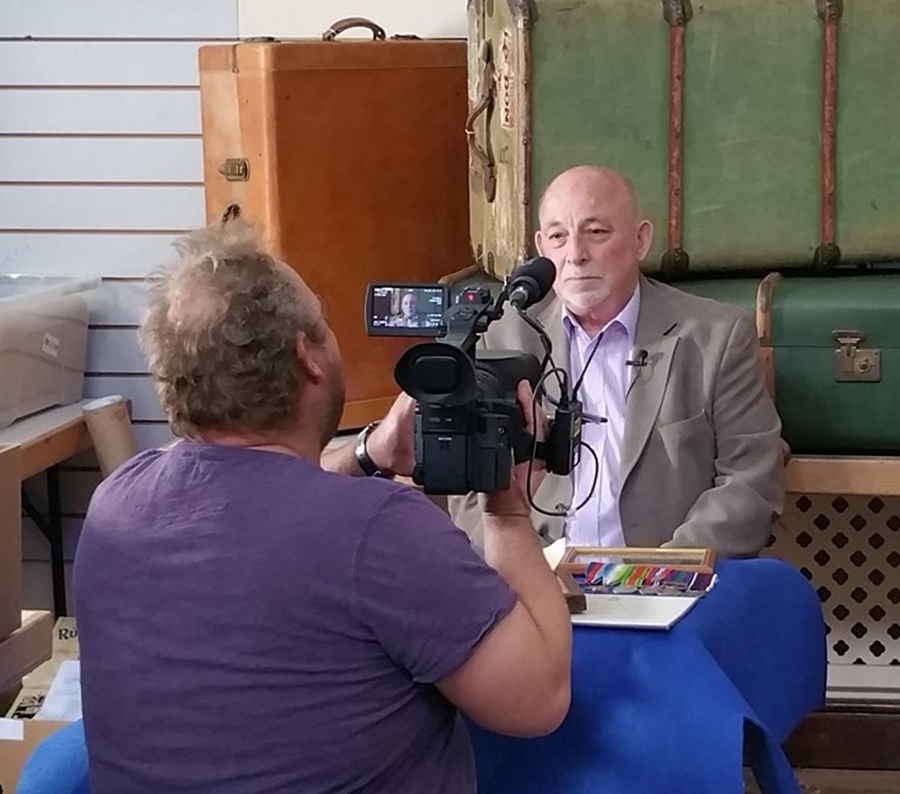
[354,421,392,478]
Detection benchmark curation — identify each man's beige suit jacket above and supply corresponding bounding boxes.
[448,276,785,558]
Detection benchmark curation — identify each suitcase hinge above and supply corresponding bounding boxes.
[662,0,693,27]
[659,248,689,278]
[221,204,242,224]
[816,0,844,22]
[218,158,250,182]
[833,330,881,383]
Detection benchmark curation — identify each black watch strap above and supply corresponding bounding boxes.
[355,421,391,478]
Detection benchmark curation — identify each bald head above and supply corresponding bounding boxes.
[538,166,642,227]
[534,165,654,334]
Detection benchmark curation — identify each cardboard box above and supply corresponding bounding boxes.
[0,616,79,791]
[0,612,52,697]
[0,445,22,641]
[7,618,79,720]
[0,718,71,794]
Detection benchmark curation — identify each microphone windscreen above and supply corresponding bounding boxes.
[511,256,556,303]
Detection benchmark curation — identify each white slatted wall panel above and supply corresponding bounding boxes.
[1,0,239,611]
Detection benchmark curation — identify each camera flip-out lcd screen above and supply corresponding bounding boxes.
[365,283,448,337]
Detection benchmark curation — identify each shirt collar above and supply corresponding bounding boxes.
[561,282,641,344]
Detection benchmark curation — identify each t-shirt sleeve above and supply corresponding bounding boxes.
[353,487,517,684]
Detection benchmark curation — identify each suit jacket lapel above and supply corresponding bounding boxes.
[620,278,679,487]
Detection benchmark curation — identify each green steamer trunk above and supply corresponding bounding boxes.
[678,274,900,455]
[467,0,900,280]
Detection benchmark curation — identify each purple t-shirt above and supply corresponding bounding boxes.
[74,442,515,793]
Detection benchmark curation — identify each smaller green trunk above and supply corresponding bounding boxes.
[677,275,900,455]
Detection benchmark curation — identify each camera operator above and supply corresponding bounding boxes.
[73,220,571,794]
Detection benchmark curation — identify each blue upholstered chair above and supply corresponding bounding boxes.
[14,719,89,794]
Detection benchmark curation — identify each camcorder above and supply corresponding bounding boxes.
[364,259,582,496]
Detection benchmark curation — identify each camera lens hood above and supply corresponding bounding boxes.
[394,342,476,405]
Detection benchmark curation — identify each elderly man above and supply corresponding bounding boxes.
[73,222,570,793]
[450,165,784,557]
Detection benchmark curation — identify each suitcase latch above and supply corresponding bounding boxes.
[833,330,881,382]
[219,158,250,182]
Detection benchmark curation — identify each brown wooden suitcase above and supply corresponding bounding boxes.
[198,18,471,430]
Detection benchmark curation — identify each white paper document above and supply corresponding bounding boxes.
[34,659,82,722]
[0,718,24,740]
[571,593,701,630]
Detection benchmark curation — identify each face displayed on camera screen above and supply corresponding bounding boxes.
[365,284,448,336]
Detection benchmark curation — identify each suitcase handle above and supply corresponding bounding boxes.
[465,41,497,203]
[754,272,782,401]
[755,272,782,347]
[322,17,387,41]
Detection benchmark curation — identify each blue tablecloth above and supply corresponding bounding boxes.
[468,558,826,794]
[16,559,824,794]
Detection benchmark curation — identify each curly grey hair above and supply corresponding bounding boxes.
[140,220,325,438]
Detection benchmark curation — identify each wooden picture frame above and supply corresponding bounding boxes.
[557,571,587,614]
[557,546,715,576]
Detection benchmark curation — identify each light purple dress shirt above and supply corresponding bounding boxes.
[562,285,641,547]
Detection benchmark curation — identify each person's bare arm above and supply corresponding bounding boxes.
[320,393,415,477]
[437,515,572,736]
[437,382,571,737]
